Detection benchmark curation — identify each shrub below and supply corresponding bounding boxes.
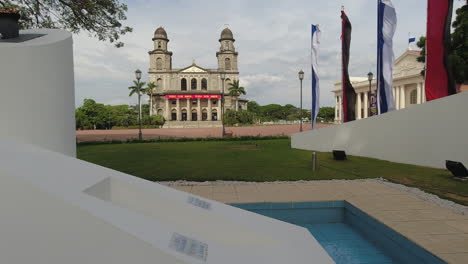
[77,135,290,146]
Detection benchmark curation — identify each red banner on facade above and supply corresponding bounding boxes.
[165,94,221,99]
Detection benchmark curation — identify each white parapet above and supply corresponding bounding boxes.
[0,140,334,264]
[0,29,76,157]
[292,92,468,169]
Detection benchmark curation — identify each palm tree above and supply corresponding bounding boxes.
[227,80,246,111]
[141,82,158,115]
[128,80,146,122]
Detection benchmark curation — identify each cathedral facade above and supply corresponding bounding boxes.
[147,27,248,128]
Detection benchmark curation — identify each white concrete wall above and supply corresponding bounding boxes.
[0,29,76,157]
[0,140,334,264]
[292,92,468,169]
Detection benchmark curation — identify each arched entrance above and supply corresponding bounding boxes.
[212,109,218,121]
[181,109,187,121]
[191,109,198,121]
[202,109,208,121]
[171,109,177,121]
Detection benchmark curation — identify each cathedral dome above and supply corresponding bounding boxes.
[154,27,168,40]
[219,27,234,41]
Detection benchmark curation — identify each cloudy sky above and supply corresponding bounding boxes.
[74,0,464,109]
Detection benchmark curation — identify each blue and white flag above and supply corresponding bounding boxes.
[408,36,416,43]
[311,24,321,129]
[377,0,397,114]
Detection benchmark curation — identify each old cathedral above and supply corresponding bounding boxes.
[147,27,248,128]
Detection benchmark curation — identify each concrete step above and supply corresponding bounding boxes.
[163,121,222,128]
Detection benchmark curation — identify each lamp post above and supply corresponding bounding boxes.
[298,70,304,132]
[367,72,373,117]
[220,72,226,137]
[135,69,143,141]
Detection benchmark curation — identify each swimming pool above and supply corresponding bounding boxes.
[231,201,445,264]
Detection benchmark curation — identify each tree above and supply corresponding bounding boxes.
[247,101,261,114]
[227,80,246,111]
[260,104,285,120]
[450,3,468,84]
[416,36,427,76]
[0,0,132,47]
[75,98,110,129]
[128,79,146,118]
[317,107,335,122]
[222,109,254,126]
[141,82,157,115]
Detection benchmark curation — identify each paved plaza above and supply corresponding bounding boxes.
[76,123,331,142]
[167,180,468,264]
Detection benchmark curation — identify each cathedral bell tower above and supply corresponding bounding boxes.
[149,27,173,71]
[216,27,238,72]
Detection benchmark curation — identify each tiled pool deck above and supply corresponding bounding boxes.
[169,181,468,264]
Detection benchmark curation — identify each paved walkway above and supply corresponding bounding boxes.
[76,123,331,142]
[167,180,468,264]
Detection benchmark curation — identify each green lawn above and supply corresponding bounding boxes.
[77,139,468,205]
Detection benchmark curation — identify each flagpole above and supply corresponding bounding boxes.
[376,0,380,115]
[340,6,344,123]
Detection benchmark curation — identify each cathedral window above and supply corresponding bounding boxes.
[156,58,162,70]
[157,78,162,90]
[172,100,177,105]
[410,89,417,104]
[191,78,197,90]
[181,78,187,91]
[201,78,207,90]
[225,58,231,70]
[158,41,161,48]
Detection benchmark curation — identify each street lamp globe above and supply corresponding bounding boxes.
[220,72,226,81]
[135,69,142,81]
[367,72,373,82]
[298,70,304,81]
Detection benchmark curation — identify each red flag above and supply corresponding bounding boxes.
[341,10,356,122]
[425,0,456,101]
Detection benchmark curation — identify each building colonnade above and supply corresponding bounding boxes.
[335,82,426,122]
[164,98,221,121]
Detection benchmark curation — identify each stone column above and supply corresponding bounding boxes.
[338,95,343,123]
[422,82,426,102]
[337,96,341,123]
[198,99,202,121]
[218,104,222,122]
[176,99,181,121]
[149,96,153,116]
[356,93,362,119]
[334,96,339,122]
[417,83,422,104]
[208,99,212,121]
[187,99,192,121]
[400,86,406,109]
[363,92,368,118]
[395,86,400,109]
[165,97,170,120]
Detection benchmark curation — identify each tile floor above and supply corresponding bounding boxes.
[168,180,468,264]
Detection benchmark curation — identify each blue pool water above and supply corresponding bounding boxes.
[231,201,444,264]
[304,223,394,263]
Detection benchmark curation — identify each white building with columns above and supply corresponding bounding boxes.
[147,27,248,128]
[333,50,426,123]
